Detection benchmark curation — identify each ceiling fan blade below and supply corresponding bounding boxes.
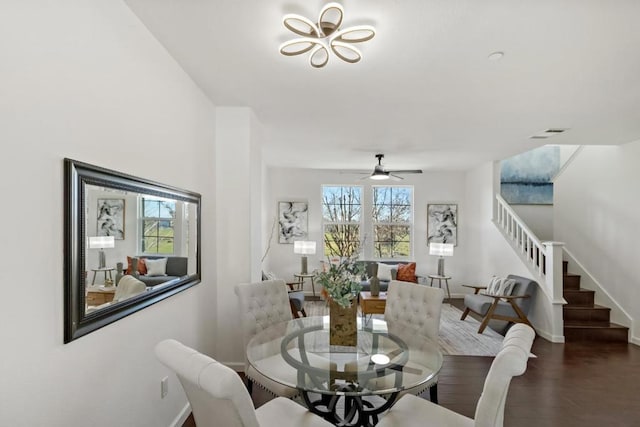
[389,174,404,181]
[386,169,423,174]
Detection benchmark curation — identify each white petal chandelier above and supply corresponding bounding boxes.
[279,2,375,68]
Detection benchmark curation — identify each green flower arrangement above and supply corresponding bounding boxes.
[316,256,364,308]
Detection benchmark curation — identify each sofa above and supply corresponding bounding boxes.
[124,256,189,287]
[357,261,423,293]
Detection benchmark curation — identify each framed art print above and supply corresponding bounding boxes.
[97,198,125,240]
[278,201,308,243]
[427,203,457,246]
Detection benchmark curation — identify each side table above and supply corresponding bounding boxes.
[293,273,317,297]
[359,291,387,325]
[91,267,115,286]
[428,274,451,300]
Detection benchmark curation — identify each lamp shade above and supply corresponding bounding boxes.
[89,236,115,249]
[294,241,316,255]
[429,242,454,257]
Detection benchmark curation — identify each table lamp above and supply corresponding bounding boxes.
[429,242,454,276]
[89,236,115,269]
[294,241,316,274]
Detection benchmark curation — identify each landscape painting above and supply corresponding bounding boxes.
[500,146,560,205]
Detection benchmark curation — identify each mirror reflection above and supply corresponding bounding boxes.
[84,185,198,314]
[64,158,201,343]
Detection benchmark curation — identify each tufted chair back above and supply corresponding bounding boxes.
[155,339,260,427]
[234,279,293,370]
[474,324,535,427]
[385,280,445,341]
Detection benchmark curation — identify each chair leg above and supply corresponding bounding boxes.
[429,384,438,404]
[460,307,471,320]
[300,307,307,317]
[478,299,500,334]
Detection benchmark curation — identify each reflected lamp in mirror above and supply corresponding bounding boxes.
[429,243,454,276]
[294,241,316,274]
[88,236,115,269]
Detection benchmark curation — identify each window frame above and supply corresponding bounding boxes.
[371,185,414,260]
[321,185,363,258]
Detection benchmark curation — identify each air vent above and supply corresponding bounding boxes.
[530,128,569,139]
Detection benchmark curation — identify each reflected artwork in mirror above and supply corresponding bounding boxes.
[64,159,201,343]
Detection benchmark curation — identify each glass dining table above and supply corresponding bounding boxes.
[246,315,442,427]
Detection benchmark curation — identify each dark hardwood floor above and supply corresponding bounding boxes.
[183,299,640,426]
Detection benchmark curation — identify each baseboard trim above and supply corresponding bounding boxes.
[536,328,565,343]
[170,403,191,427]
[631,335,640,346]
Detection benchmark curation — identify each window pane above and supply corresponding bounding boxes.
[143,237,158,253]
[159,201,176,218]
[159,220,174,237]
[373,205,391,222]
[323,224,360,257]
[143,200,160,217]
[373,187,391,204]
[143,220,158,236]
[391,204,411,222]
[158,238,174,254]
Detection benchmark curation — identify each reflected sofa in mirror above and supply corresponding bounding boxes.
[64,158,201,343]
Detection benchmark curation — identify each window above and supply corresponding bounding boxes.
[322,186,362,257]
[372,186,413,258]
[141,197,176,254]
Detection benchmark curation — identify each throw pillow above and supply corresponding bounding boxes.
[145,258,168,276]
[396,262,417,283]
[127,256,147,275]
[487,277,516,296]
[377,263,397,281]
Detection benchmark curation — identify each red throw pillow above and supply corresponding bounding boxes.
[127,256,147,275]
[397,262,417,283]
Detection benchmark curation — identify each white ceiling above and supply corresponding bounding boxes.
[124,0,640,172]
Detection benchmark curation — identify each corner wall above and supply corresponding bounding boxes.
[0,2,217,425]
[554,141,640,343]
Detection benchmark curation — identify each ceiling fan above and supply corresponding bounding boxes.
[363,154,423,181]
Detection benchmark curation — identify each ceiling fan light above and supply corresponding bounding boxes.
[370,173,389,180]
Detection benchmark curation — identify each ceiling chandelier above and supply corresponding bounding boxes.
[279,2,375,68]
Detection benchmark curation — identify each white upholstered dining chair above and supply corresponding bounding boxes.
[155,339,333,427]
[384,279,445,402]
[376,323,536,427]
[234,279,298,397]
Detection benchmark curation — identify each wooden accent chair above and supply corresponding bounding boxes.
[460,275,536,334]
[154,339,333,427]
[377,324,535,427]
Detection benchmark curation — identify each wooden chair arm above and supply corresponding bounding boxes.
[479,293,530,300]
[462,284,487,294]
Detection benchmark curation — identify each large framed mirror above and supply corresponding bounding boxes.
[64,159,201,342]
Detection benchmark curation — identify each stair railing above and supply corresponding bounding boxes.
[495,194,546,276]
[495,194,566,341]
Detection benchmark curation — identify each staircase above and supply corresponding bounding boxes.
[562,260,628,342]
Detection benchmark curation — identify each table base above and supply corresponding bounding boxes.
[301,388,399,427]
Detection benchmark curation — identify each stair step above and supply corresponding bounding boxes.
[564,305,611,325]
[564,322,629,342]
[563,288,595,307]
[563,260,568,274]
[563,273,581,290]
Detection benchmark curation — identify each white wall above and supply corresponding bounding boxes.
[464,161,557,338]
[554,141,640,342]
[0,2,217,426]
[512,205,554,241]
[263,168,472,296]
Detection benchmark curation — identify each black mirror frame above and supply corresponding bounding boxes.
[64,158,201,343]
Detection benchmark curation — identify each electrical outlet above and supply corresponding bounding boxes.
[161,376,169,398]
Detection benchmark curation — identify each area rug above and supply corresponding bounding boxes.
[305,301,506,357]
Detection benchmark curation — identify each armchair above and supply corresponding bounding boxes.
[460,274,536,334]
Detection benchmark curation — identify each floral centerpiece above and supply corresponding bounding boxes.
[316,255,364,346]
[316,255,364,308]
